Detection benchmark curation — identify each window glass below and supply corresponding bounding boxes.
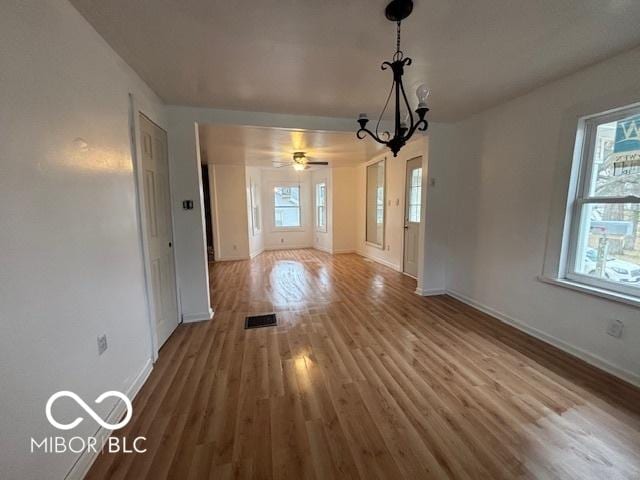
[274,186,301,228]
[408,167,422,222]
[587,116,640,197]
[567,107,640,294]
[574,203,640,286]
[315,182,327,232]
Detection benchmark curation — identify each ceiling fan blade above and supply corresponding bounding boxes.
[306,161,329,165]
[275,162,294,168]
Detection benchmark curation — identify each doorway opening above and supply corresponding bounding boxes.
[201,164,215,262]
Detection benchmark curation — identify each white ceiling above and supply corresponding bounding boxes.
[198,124,385,167]
[69,0,640,121]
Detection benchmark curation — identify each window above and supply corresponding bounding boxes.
[565,105,640,297]
[315,182,327,232]
[366,159,385,247]
[250,180,260,235]
[274,185,301,228]
[407,167,422,222]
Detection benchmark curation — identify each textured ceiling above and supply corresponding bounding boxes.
[198,124,384,167]
[70,0,640,121]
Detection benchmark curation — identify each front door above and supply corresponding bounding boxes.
[139,114,179,348]
[403,157,422,277]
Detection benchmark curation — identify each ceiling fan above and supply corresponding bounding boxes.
[273,152,329,170]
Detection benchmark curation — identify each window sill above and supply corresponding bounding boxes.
[538,275,640,309]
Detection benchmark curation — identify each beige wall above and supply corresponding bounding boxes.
[332,167,358,253]
[261,169,314,250]
[210,164,250,260]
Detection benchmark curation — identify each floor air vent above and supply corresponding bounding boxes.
[245,313,277,329]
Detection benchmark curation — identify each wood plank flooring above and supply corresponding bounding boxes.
[87,249,640,479]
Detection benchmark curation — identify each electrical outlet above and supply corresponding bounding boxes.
[233,244,237,250]
[429,177,436,187]
[281,238,284,243]
[606,319,624,338]
[97,334,108,355]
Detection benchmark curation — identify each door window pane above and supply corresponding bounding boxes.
[408,167,422,222]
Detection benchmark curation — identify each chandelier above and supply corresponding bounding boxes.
[356,0,430,157]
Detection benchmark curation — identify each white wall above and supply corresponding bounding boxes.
[167,121,212,321]
[0,1,164,478]
[261,169,313,250]
[442,46,640,385]
[209,164,251,260]
[356,139,428,272]
[245,166,265,257]
[311,169,333,253]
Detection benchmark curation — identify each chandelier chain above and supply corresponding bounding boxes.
[394,21,403,60]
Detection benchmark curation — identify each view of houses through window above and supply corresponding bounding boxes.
[274,185,301,228]
[569,107,640,294]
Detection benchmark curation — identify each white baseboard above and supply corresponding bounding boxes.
[65,358,153,480]
[183,308,214,323]
[264,245,313,251]
[332,249,355,254]
[249,248,264,259]
[313,245,333,254]
[355,251,402,272]
[415,287,446,296]
[446,288,640,388]
[215,255,250,261]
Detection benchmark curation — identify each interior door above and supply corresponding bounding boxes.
[403,157,423,277]
[139,114,179,348]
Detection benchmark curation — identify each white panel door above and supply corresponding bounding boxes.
[140,114,179,348]
[403,157,422,277]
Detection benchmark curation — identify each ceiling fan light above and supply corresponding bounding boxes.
[293,163,305,171]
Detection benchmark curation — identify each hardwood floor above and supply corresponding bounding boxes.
[87,249,640,479]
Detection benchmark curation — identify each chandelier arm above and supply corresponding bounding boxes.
[375,73,395,139]
[357,127,388,145]
[398,73,415,135]
[404,118,428,139]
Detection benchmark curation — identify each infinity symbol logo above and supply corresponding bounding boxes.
[45,391,132,431]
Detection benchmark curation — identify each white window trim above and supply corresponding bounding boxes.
[271,182,304,232]
[365,157,386,250]
[315,180,327,233]
[249,178,260,236]
[560,103,640,300]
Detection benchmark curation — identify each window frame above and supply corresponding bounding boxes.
[249,178,260,236]
[272,183,303,231]
[564,104,640,298]
[365,158,386,249]
[315,181,327,233]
